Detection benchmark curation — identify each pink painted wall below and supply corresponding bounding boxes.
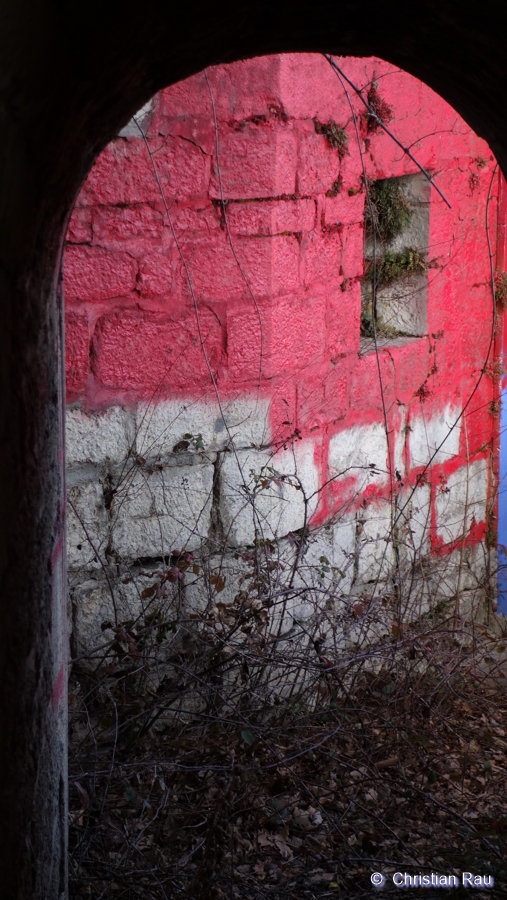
[64,53,499,556]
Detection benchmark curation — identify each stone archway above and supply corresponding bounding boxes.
[1,3,507,896]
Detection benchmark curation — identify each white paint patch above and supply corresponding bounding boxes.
[356,500,395,581]
[396,483,432,559]
[111,462,214,557]
[67,482,109,570]
[66,406,134,466]
[409,405,461,468]
[329,422,389,491]
[435,459,488,544]
[220,439,319,546]
[135,395,271,458]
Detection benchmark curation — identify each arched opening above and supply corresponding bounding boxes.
[3,4,507,895]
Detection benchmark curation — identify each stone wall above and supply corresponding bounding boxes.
[64,54,498,658]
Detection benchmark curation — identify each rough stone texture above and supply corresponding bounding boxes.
[63,57,498,681]
[111,462,214,558]
[135,395,271,457]
[409,406,462,467]
[396,484,432,560]
[67,482,109,570]
[66,406,135,465]
[435,459,489,543]
[219,439,319,546]
[356,501,396,582]
[328,422,390,492]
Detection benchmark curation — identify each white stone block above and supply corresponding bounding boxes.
[67,482,109,570]
[435,459,488,544]
[394,408,406,478]
[111,463,214,557]
[66,406,134,466]
[409,405,461,468]
[332,517,357,591]
[396,483,431,558]
[135,395,271,457]
[356,500,395,582]
[220,439,319,546]
[295,517,356,595]
[329,422,389,495]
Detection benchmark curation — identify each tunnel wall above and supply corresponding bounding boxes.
[63,54,498,655]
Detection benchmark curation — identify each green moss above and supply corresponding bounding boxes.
[366,247,428,286]
[365,178,412,243]
[314,119,349,159]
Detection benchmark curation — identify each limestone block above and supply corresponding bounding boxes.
[409,405,461,468]
[394,409,406,478]
[296,518,356,594]
[220,439,319,546]
[435,459,488,544]
[332,517,357,591]
[135,395,271,458]
[396,483,432,559]
[111,462,214,558]
[66,406,134,466]
[329,422,389,493]
[67,481,109,571]
[71,578,146,664]
[356,500,395,582]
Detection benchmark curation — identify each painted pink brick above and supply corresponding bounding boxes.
[77,140,161,206]
[138,251,175,296]
[67,208,92,244]
[324,192,365,227]
[65,312,89,396]
[92,205,164,247]
[296,127,342,196]
[182,235,300,302]
[226,304,264,382]
[265,292,327,377]
[151,135,210,200]
[226,199,316,235]
[64,245,138,302]
[92,306,223,393]
[209,127,297,199]
[63,52,498,537]
[277,52,346,120]
[327,282,361,357]
[158,55,283,121]
[341,224,364,279]
[302,231,342,286]
[349,353,396,414]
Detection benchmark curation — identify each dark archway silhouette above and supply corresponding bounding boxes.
[1,3,507,896]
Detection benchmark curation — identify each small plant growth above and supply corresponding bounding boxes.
[365,246,428,287]
[314,119,349,159]
[365,177,412,243]
[365,80,393,133]
[325,175,343,198]
[495,271,507,307]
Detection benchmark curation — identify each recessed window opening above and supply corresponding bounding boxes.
[360,172,431,350]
